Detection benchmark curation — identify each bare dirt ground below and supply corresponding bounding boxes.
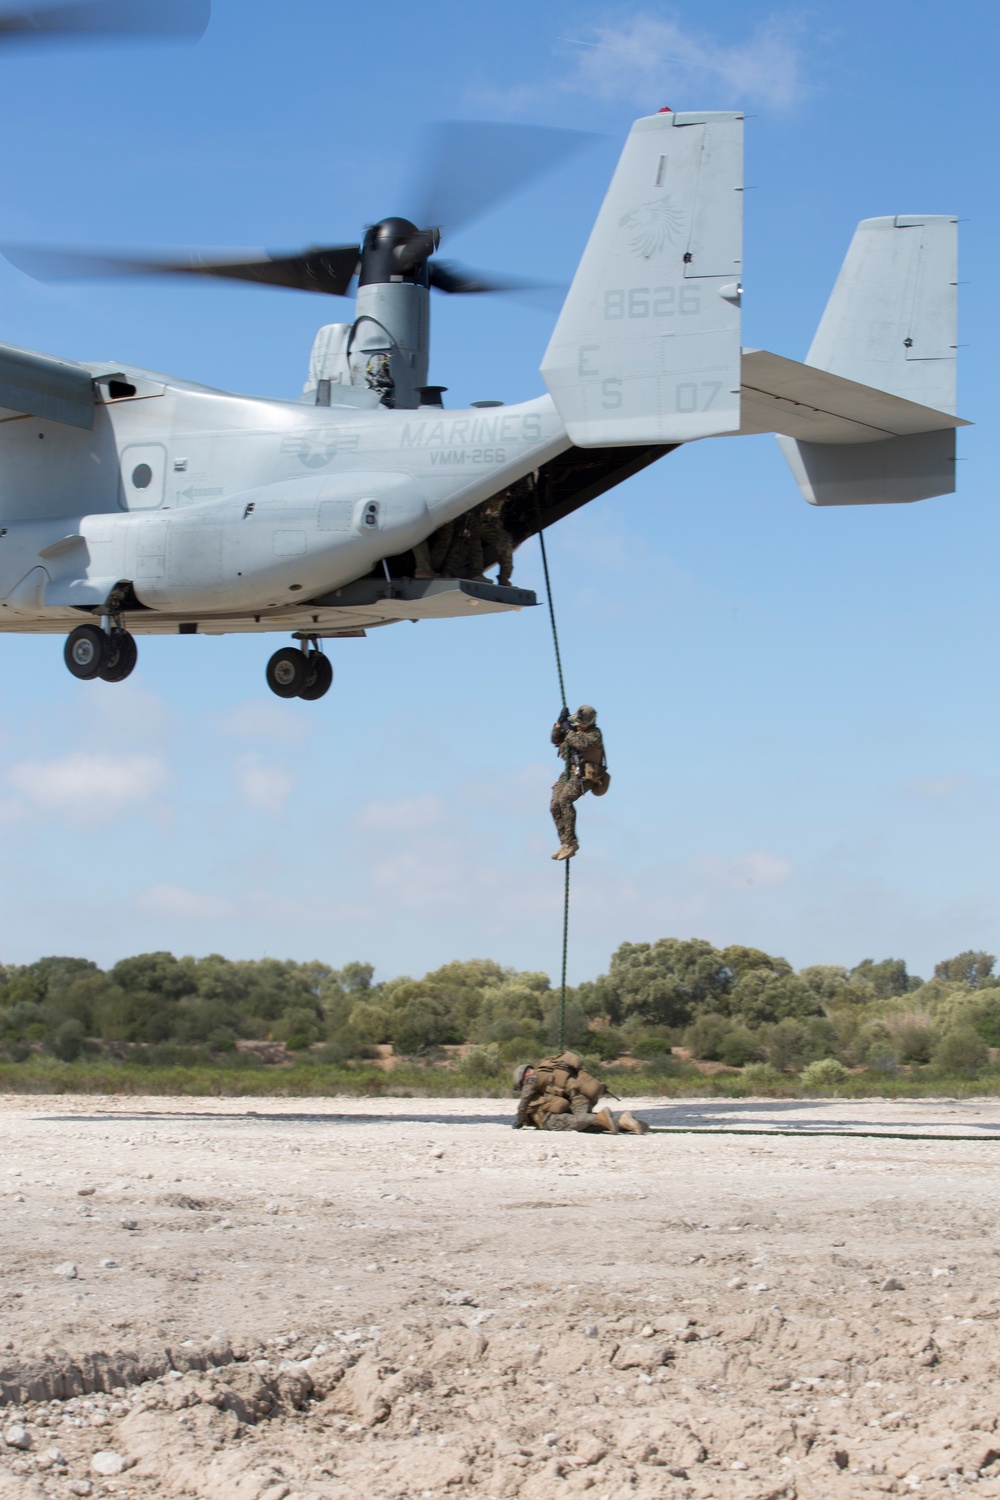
[3,1094,1000,1500]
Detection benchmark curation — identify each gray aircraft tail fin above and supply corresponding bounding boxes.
[806,215,958,413]
[541,109,744,447]
[776,215,962,505]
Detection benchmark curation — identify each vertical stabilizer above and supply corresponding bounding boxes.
[778,214,960,505]
[541,110,744,446]
[807,215,958,414]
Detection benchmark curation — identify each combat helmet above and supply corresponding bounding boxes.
[573,705,597,727]
[513,1062,534,1090]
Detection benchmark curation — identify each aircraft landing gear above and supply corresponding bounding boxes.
[265,642,333,700]
[64,623,138,683]
[100,630,138,683]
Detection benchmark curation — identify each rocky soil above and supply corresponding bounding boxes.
[2,1094,1000,1498]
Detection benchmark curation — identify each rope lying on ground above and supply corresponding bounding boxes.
[648,1126,1000,1140]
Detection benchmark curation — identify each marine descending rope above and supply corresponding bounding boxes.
[536,512,570,1051]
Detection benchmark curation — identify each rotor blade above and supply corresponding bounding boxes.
[415,120,594,235]
[428,260,540,295]
[3,244,361,296]
[0,0,210,46]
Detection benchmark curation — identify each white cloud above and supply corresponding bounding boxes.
[237,756,295,816]
[483,12,805,115]
[353,793,446,834]
[218,699,311,746]
[7,751,169,825]
[134,885,237,921]
[904,774,967,800]
[69,683,175,753]
[697,850,794,890]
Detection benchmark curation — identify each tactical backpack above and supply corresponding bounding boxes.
[581,758,611,797]
[534,1050,607,1107]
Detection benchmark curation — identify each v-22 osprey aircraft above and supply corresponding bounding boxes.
[0,109,967,699]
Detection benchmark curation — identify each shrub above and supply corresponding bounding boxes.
[718,1026,763,1067]
[684,1013,733,1061]
[498,1036,538,1065]
[48,1018,86,1062]
[585,1028,626,1061]
[894,1023,934,1064]
[642,1051,684,1077]
[740,1062,786,1092]
[972,997,1000,1048]
[206,1028,236,1053]
[216,1048,263,1069]
[631,1033,677,1059]
[482,1017,522,1044]
[349,1001,395,1045]
[457,1046,505,1081]
[766,1019,811,1073]
[275,1007,324,1047]
[800,1058,850,1088]
[931,1027,988,1077]
[543,1001,590,1050]
[865,1043,900,1075]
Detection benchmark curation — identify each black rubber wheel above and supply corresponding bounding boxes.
[298,653,333,701]
[266,646,309,698]
[64,625,109,681]
[99,631,138,683]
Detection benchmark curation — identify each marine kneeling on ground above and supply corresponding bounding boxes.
[512,1052,649,1135]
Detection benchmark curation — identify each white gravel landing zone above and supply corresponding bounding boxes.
[2,1094,1000,1500]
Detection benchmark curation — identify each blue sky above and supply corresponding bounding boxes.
[0,0,996,984]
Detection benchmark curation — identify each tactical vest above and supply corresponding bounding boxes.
[530,1050,606,1117]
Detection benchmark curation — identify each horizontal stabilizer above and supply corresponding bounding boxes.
[741,349,968,444]
[0,342,95,429]
[541,110,743,446]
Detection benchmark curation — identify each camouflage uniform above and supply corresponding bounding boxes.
[514,1064,610,1133]
[442,511,486,581]
[413,518,455,579]
[480,496,514,586]
[439,497,514,585]
[550,715,606,853]
[512,1056,649,1135]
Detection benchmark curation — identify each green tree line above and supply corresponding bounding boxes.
[2,940,1000,1082]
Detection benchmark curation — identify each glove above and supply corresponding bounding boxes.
[512,1120,523,1130]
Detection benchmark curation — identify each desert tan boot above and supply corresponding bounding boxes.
[617,1111,650,1135]
[596,1107,619,1134]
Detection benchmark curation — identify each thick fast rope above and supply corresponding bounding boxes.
[537,515,570,1052]
[537,522,567,712]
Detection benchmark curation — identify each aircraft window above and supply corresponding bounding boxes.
[120,443,166,510]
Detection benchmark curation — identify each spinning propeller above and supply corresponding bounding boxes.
[3,122,590,299]
[0,0,209,46]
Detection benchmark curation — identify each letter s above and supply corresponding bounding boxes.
[601,377,623,410]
